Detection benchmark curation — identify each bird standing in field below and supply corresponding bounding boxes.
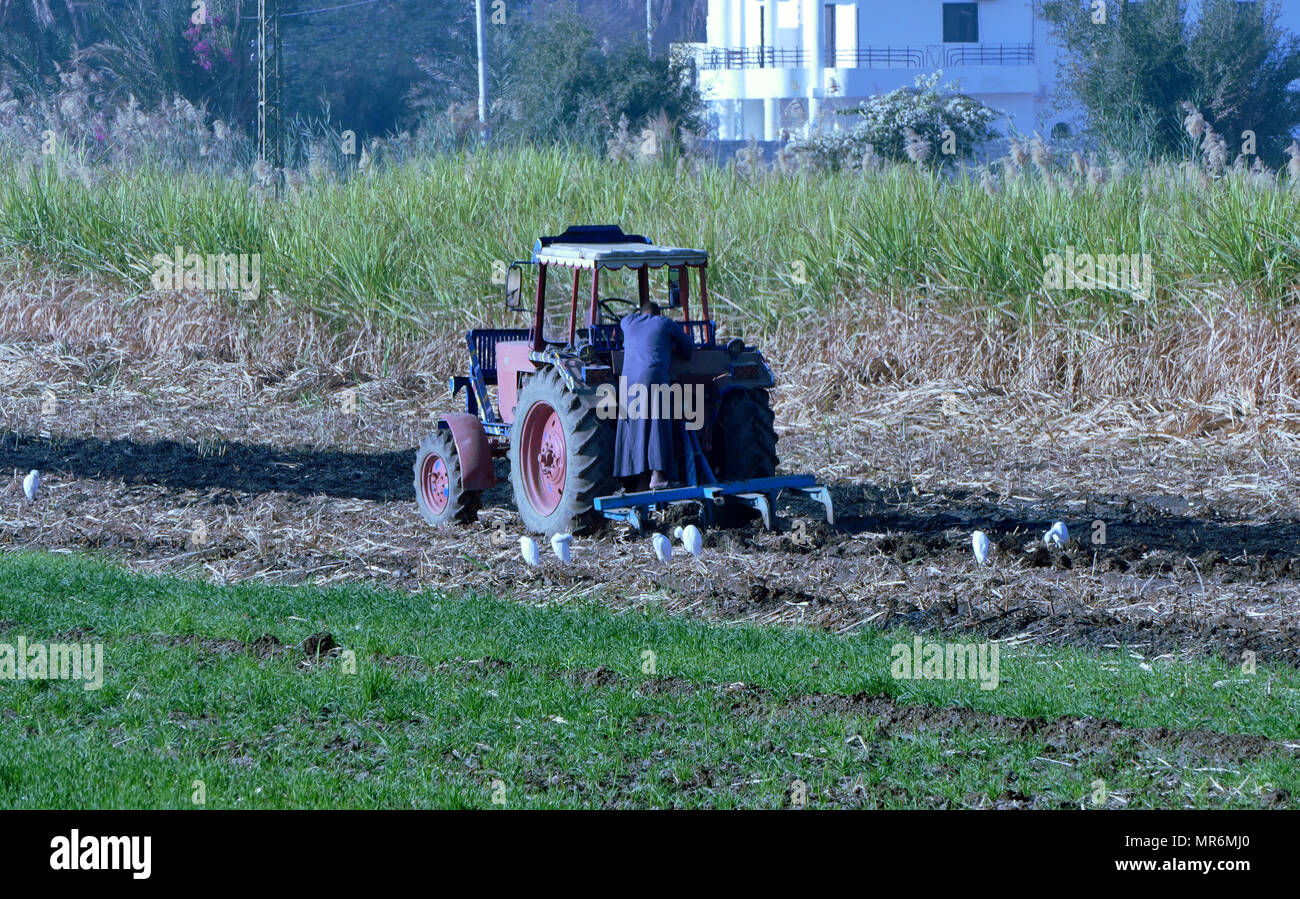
[1044,521,1068,548]
[679,524,703,559]
[550,533,572,565]
[22,470,40,502]
[519,535,540,567]
[651,532,672,563]
[971,530,991,566]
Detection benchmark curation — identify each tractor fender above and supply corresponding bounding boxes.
[715,377,742,400]
[438,413,496,490]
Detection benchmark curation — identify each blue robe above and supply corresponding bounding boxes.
[614,312,693,478]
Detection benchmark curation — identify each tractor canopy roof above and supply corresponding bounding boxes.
[531,224,707,270]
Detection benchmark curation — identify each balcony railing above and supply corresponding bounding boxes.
[695,47,807,69]
[828,47,927,68]
[943,43,1035,66]
[690,43,1034,70]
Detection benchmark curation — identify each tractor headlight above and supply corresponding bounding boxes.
[726,338,745,358]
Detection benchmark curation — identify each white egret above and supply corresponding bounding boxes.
[971,530,991,566]
[681,524,703,559]
[1044,521,1069,548]
[550,533,572,564]
[519,535,540,567]
[22,470,40,502]
[651,532,672,563]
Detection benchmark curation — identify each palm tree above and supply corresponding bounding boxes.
[2,0,90,41]
[0,0,82,92]
[0,1,56,30]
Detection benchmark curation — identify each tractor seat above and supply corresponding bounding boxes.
[580,321,714,351]
[684,320,716,347]
[582,323,624,351]
[467,328,532,384]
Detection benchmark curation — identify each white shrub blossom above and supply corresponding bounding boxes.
[790,71,1000,170]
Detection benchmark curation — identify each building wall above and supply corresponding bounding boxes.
[850,0,1034,45]
[698,0,1083,141]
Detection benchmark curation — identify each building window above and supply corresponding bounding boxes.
[825,4,837,64]
[943,3,979,43]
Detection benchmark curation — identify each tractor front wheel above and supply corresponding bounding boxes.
[414,429,481,527]
[509,367,614,534]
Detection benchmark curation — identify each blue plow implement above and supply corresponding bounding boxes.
[592,428,834,532]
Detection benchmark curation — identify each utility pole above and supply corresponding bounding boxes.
[256,0,283,169]
[257,0,267,163]
[646,0,653,55]
[273,0,282,167]
[475,0,488,132]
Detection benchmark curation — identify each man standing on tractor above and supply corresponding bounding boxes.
[615,299,693,490]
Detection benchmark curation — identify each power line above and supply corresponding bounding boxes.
[281,0,382,18]
[243,0,381,20]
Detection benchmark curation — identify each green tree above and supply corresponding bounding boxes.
[1186,0,1300,162]
[1042,0,1300,163]
[280,0,473,139]
[480,1,703,148]
[0,0,84,95]
[88,0,251,119]
[3,0,703,153]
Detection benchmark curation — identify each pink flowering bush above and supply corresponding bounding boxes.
[182,13,235,73]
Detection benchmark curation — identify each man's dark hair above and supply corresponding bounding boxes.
[641,299,661,316]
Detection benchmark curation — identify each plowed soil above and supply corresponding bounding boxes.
[2,280,1299,667]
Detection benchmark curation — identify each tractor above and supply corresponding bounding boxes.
[414,225,832,535]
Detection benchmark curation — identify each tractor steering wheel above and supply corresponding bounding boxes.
[597,297,636,324]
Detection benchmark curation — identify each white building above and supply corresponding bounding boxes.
[687,0,1077,141]
[689,0,1300,142]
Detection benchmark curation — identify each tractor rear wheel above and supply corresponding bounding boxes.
[414,429,481,527]
[509,367,615,534]
[711,387,779,526]
[713,387,779,480]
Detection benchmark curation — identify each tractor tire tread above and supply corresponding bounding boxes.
[414,429,481,527]
[509,367,616,534]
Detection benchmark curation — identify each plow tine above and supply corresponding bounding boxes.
[794,485,835,526]
[733,492,774,530]
[593,476,833,533]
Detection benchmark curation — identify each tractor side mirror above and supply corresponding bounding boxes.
[505,264,524,311]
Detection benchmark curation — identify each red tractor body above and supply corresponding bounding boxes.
[415,225,829,535]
